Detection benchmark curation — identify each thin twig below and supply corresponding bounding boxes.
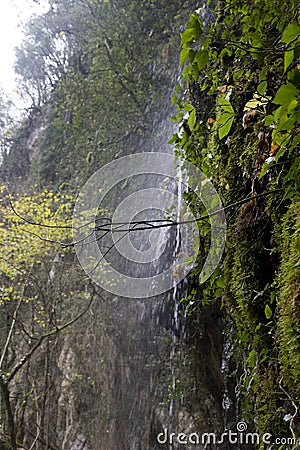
[7,188,285,248]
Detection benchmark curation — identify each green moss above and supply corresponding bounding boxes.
[255,366,283,440]
[276,201,300,395]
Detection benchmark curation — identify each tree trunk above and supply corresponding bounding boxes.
[0,377,17,450]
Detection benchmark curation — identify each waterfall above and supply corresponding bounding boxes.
[168,159,186,419]
[74,113,190,449]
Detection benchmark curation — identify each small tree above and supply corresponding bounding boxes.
[0,187,93,449]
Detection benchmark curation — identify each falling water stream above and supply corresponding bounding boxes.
[169,160,186,420]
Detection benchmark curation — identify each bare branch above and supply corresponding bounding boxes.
[5,284,97,383]
[7,188,285,250]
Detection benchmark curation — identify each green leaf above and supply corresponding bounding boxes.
[180,47,190,66]
[168,134,178,144]
[264,304,272,319]
[289,133,300,152]
[180,16,202,47]
[275,147,285,162]
[259,67,267,81]
[194,49,209,70]
[240,5,249,15]
[218,114,234,140]
[287,67,300,86]
[287,98,298,113]
[184,103,195,112]
[180,28,195,46]
[284,49,294,72]
[201,37,211,50]
[258,404,268,412]
[282,21,300,45]
[233,68,244,81]
[255,322,263,332]
[264,114,274,126]
[217,97,234,113]
[184,255,195,266]
[273,105,285,121]
[273,83,299,106]
[192,62,199,80]
[188,108,197,131]
[220,47,233,58]
[260,162,270,178]
[248,31,262,48]
[188,49,196,63]
[216,276,224,288]
[182,66,190,79]
[273,131,289,146]
[257,81,267,95]
[247,350,256,368]
[215,288,223,297]
[295,37,300,58]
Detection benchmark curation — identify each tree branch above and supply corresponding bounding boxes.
[5,284,97,384]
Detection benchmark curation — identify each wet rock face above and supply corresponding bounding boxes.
[8,279,225,450]
[57,344,88,450]
[149,303,226,450]
[53,290,225,450]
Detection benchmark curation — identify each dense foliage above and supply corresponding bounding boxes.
[172,0,300,445]
[3,0,195,189]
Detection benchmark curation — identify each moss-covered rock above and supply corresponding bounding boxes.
[174,0,300,443]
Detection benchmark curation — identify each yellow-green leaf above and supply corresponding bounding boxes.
[180,47,190,67]
[257,81,267,95]
[188,108,197,131]
[284,49,294,72]
[273,83,299,106]
[282,21,300,45]
[264,304,272,319]
[218,114,234,140]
